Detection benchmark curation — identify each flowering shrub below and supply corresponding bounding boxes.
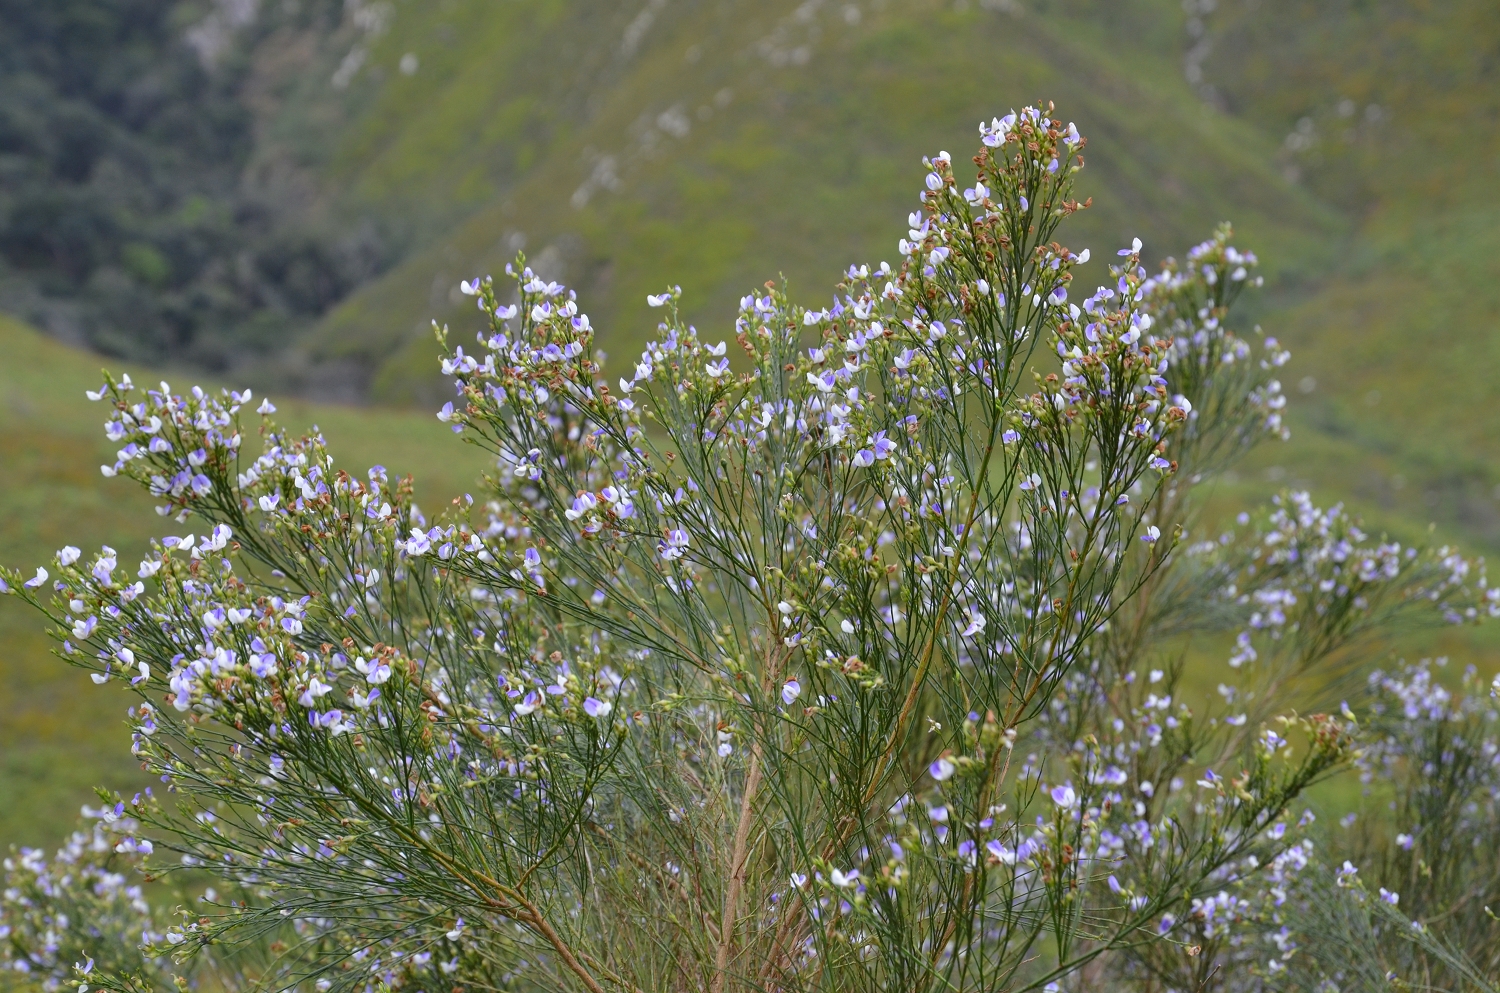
[3,105,1494,993]
[0,811,169,992]
[1237,660,1500,991]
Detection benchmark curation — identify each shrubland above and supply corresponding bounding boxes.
[4,106,1499,993]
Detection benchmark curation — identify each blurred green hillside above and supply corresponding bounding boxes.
[306,0,1500,551]
[3,0,1500,848]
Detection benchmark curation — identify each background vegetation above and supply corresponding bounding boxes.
[2,0,1498,850]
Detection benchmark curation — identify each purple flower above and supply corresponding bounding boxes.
[91,551,117,584]
[870,431,895,460]
[659,529,690,562]
[23,567,48,589]
[929,757,956,781]
[853,449,875,467]
[583,696,612,718]
[781,678,801,705]
[986,839,1016,864]
[1050,784,1077,808]
[807,369,838,393]
[565,493,598,521]
[298,677,333,708]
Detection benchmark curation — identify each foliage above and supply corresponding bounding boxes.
[0,812,167,993]
[1247,660,1500,992]
[0,313,492,850]
[0,0,394,367]
[2,108,1496,993]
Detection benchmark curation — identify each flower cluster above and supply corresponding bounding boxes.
[1199,491,1493,707]
[0,811,169,993]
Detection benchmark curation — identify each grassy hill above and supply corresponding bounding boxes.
[296,0,1500,552]
[299,0,1342,401]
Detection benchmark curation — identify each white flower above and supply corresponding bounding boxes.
[299,677,334,708]
[355,657,392,685]
[986,840,1016,864]
[829,868,860,888]
[659,529,690,562]
[929,757,956,782]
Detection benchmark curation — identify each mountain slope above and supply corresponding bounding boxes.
[300,0,1341,402]
[301,0,1500,556]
